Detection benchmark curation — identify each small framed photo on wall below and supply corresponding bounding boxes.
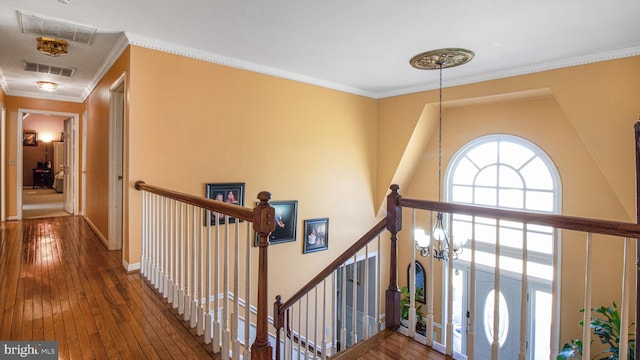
[205,182,245,225]
[23,131,38,146]
[303,218,329,254]
[254,200,298,246]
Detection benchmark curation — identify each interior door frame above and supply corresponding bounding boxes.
[16,108,79,219]
[1,105,6,221]
[108,73,126,251]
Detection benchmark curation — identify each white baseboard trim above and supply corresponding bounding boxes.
[124,261,140,273]
[6,215,18,221]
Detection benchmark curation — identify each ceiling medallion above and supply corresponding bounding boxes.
[410,48,474,70]
[36,37,68,56]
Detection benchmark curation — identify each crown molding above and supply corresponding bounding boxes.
[378,45,640,98]
[81,32,129,102]
[125,32,379,98]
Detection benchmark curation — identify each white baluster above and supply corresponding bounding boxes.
[197,208,205,335]
[409,210,417,338]
[213,214,221,353]
[446,213,454,356]
[340,264,346,351]
[232,221,240,359]
[582,233,593,360]
[351,255,357,345]
[491,219,500,360]
[619,237,633,360]
[167,199,174,304]
[190,206,198,328]
[183,204,191,322]
[178,202,185,314]
[204,210,212,344]
[363,245,369,340]
[243,225,251,360]
[518,227,528,360]
[426,212,435,347]
[222,216,230,359]
[322,279,327,360]
[468,216,477,359]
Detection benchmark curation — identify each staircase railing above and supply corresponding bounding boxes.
[135,181,275,360]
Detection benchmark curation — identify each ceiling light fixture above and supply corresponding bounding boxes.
[36,37,68,56]
[37,81,58,92]
[410,48,474,261]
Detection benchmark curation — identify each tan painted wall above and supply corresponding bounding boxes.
[4,96,84,218]
[83,47,130,250]
[381,56,640,345]
[125,46,379,300]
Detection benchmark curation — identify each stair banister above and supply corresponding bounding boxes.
[385,184,402,330]
[250,191,276,360]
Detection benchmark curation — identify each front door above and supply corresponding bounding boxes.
[474,269,521,360]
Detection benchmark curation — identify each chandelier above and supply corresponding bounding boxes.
[410,48,474,261]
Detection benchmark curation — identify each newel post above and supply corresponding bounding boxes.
[251,191,276,360]
[634,120,640,360]
[385,184,402,330]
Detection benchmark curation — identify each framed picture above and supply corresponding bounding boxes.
[254,200,298,246]
[303,218,329,254]
[23,131,38,146]
[205,182,245,225]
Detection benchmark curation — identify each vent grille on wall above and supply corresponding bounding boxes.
[19,11,97,45]
[23,61,76,77]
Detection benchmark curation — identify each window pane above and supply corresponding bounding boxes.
[527,232,553,255]
[525,191,554,212]
[498,165,523,188]
[499,141,535,169]
[452,185,473,203]
[452,157,478,185]
[498,189,524,208]
[476,165,498,186]
[467,142,498,168]
[533,290,552,360]
[521,158,553,190]
[475,187,497,206]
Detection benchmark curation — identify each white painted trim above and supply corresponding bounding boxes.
[82,33,129,102]
[123,261,141,273]
[108,72,127,251]
[1,105,5,222]
[16,108,79,220]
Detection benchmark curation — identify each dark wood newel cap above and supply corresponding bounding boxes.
[390,184,399,192]
[257,191,272,203]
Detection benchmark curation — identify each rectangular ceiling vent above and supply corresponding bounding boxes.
[23,61,76,77]
[19,11,97,45]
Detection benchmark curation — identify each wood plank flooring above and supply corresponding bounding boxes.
[330,329,450,360]
[0,216,215,359]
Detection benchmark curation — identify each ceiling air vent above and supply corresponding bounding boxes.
[19,11,97,45]
[23,61,76,77]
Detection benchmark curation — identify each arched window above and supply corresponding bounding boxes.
[446,134,560,359]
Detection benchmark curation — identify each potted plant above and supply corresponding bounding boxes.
[557,302,635,360]
[400,286,426,334]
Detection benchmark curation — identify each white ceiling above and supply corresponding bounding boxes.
[1,0,639,102]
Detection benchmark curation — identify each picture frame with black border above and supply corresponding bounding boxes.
[23,130,38,146]
[303,218,328,254]
[205,182,245,225]
[254,200,298,246]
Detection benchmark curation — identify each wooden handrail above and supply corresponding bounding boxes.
[135,181,254,222]
[277,219,387,311]
[399,198,640,238]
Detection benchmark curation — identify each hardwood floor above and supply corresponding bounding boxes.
[330,330,449,360]
[0,216,215,359]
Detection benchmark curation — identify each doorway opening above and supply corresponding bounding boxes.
[108,73,126,251]
[17,109,79,220]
